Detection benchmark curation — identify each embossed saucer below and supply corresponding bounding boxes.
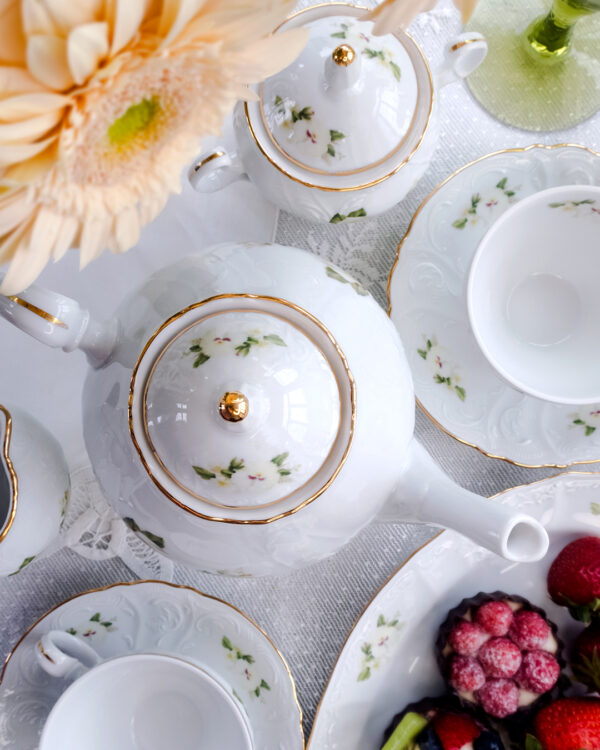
[0,581,303,750]
[388,143,600,468]
[308,471,600,749]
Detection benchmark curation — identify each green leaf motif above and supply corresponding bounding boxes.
[235,336,259,357]
[575,199,595,205]
[417,348,428,360]
[193,466,217,480]
[66,627,77,635]
[592,502,600,515]
[291,106,313,123]
[143,530,165,550]
[348,208,367,218]
[496,177,507,189]
[389,61,402,81]
[452,217,468,229]
[361,643,374,661]
[220,457,245,480]
[327,143,335,157]
[90,613,101,623]
[330,213,345,224]
[222,636,233,651]
[357,667,371,682]
[274,95,283,106]
[326,266,349,283]
[331,30,346,38]
[525,735,543,750]
[549,202,566,208]
[574,418,585,425]
[9,555,36,575]
[330,129,345,141]
[271,452,289,467]
[363,47,384,60]
[469,194,481,214]
[505,190,515,197]
[377,614,385,627]
[263,334,286,347]
[455,385,466,401]
[587,425,597,436]
[236,650,254,663]
[260,679,270,690]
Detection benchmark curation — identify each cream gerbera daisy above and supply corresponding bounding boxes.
[365,0,478,34]
[0,0,308,294]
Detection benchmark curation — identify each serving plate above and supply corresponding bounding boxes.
[0,580,303,750]
[388,143,600,468]
[308,471,600,749]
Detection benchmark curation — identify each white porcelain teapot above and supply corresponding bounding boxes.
[189,4,487,223]
[0,243,548,576]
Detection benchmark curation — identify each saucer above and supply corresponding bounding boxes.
[0,581,303,750]
[388,143,600,468]
[308,471,600,749]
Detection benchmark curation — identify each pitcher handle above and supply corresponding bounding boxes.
[384,439,549,563]
[188,148,248,193]
[36,630,102,679]
[436,32,487,88]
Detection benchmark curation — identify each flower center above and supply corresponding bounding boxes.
[107,95,162,148]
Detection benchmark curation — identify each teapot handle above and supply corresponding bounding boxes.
[188,148,248,193]
[384,439,549,563]
[0,282,117,367]
[36,630,101,680]
[436,32,487,89]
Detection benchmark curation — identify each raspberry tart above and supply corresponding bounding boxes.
[436,592,564,720]
[381,696,503,750]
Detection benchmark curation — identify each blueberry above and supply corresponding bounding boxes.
[473,730,503,750]
[415,725,443,750]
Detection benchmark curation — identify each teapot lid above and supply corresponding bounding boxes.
[258,11,419,175]
[129,295,355,522]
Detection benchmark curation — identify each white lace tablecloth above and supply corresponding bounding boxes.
[1,1,600,742]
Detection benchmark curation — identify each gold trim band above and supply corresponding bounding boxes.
[128,294,356,525]
[1,579,304,748]
[0,405,17,546]
[246,3,434,191]
[450,38,483,52]
[6,296,68,330]
[37,641,55,664]
[386,142,600,469]
[192,150,226,172]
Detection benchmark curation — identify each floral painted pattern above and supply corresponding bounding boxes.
[123,517,165,550]
[330,208,367,223]
[357,614,403,682]
[66,612,113,638]
[571,408,600,436]
[274,95,347,163]
[549,198,600,215]
[418,336,466,401]
[330,22,401,81]
[60,488,69,525]
[185,331,286,367]
[8,555,35,576]
[222,636,271,699]
[453,177,518,229]
[325,265,369,295]
[362,47,401,82]
[193,453,298,487]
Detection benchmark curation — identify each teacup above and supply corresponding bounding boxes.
[36,630,253,750]
[467,184,600,405]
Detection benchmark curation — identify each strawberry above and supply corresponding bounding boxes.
[572,621,600,693]
[547,537,600,623]
[527,697,600,750]
[432,712,480,750]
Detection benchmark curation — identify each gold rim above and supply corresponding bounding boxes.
[6,295,68,329]
[258,4,422,179]
[0,405,17,545]
[128,294,356,525]
[307,469,600,747]
[245,3,434,192]
[449,38,483,52]
[192,150,226,172]
[138,302,346,512]
[386,142,600,470]
[0,579,305,747]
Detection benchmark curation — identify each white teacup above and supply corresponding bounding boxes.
[36,631,254,750]
[467,184,600,405]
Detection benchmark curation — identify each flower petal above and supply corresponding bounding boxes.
[79,214,112,268]
[230,28,309,82]
[106,0,151,55]
[363,0,437,34]
[0,134,57,166]
[43,0,104,33]
[67,22,109,85]
[27,34,74,90]
[0,109,63,143]
[2,140,58,183]
[158,0,207,49]
[0,213,55,294]
[454,0,478,23]
[52,213,78,260]
[21,0,59,35]
[0,92,70,121]
[0,190,32,235]
[0,66,46,98]
[0,0,26,63]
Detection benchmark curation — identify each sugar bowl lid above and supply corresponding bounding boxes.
[257,7,423,177]
[129,295,355,523]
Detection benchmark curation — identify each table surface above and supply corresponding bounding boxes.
[1,1,600,744]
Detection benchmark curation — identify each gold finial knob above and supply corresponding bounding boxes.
[219,392,249,423]
[332,44,355,66]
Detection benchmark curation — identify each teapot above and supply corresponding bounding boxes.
[0,243,548,577]
[189,4,487,223]
[0,402,69,577]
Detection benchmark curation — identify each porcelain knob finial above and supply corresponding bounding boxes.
[218,391,249,423]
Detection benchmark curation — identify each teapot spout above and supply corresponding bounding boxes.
[0,279,117,368]
[386,440,549,563]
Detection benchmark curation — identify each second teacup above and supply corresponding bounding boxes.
[36,631,253,750]
[467,184,600,405]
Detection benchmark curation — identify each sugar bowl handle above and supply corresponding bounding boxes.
[436,32,487,88]
[188,148,248,193]
[36,630,101,679]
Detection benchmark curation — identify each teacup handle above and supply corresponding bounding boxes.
[36,630,101,679]
[188,148,248,193]
[436,32,487,88]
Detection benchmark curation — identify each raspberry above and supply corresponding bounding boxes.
[478,637,522,678]
[448,621,489,656]
[432,712,480,750]
[509,610,551,650]
[450,655,486,692]
[475,601,514,636]
[476,679,519,718]
[516,650,560,694]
